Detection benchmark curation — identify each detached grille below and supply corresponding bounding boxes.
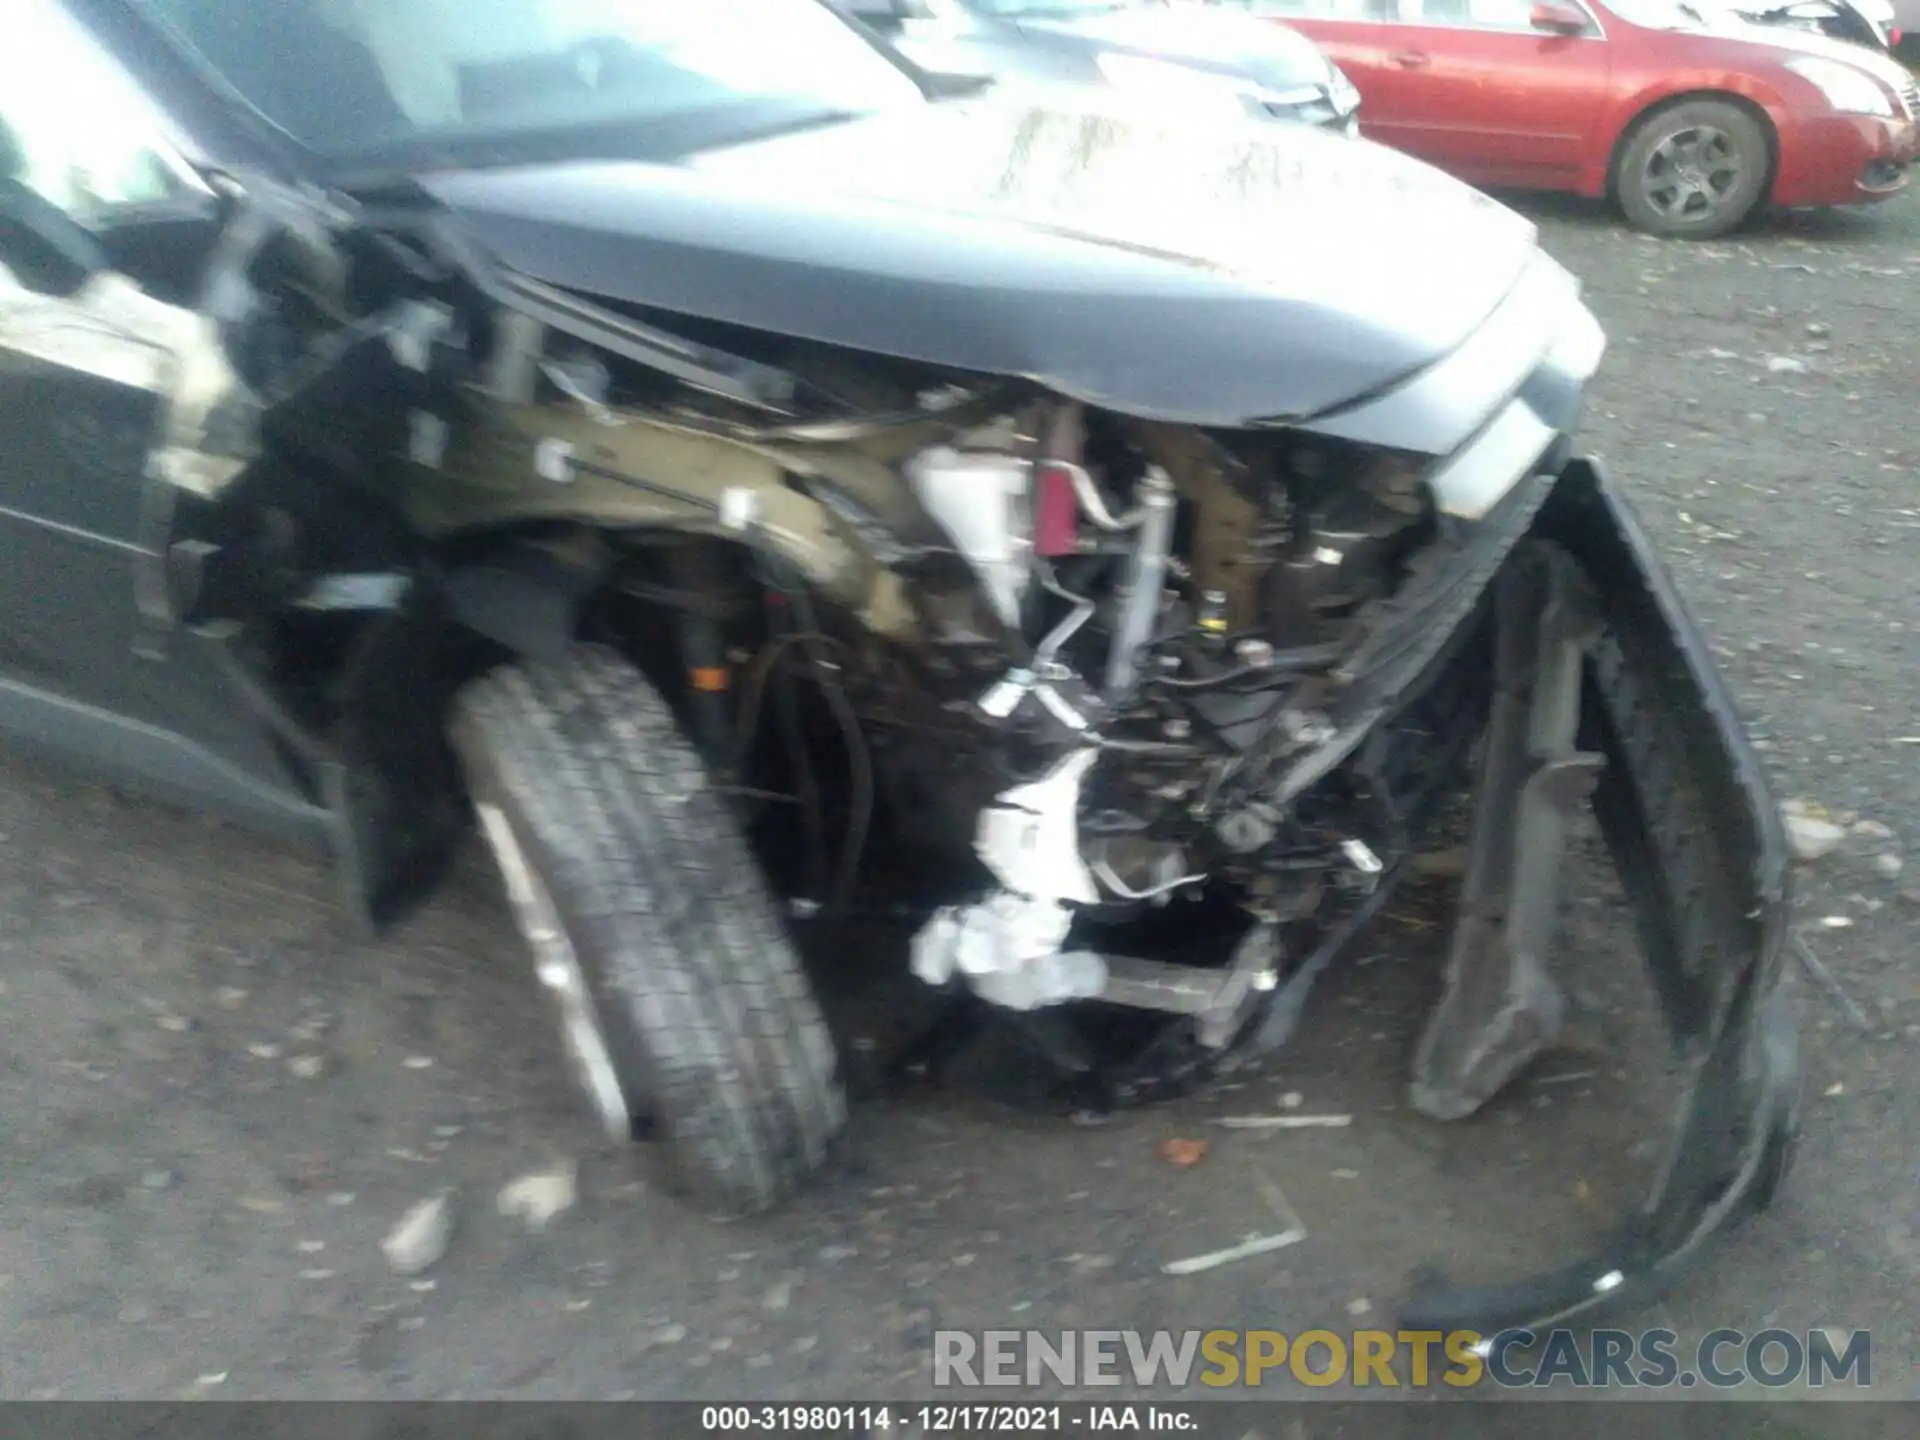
[1899,72,1920,120]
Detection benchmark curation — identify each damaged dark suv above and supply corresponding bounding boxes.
[0,0,1799,1334]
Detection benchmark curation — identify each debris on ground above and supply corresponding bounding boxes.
[1874,853,1903,879]
[1162,1175,1308,1276]
[1782,800,1847,862]
[1534,1069,1598,1087]
[1161,1230,1304,1276]
[1159,1138,1209,1168]
[380,1193,453,1275]
[1766,355,1809,374]
[1211,1114,1352,1131]
[497,1161,579,1232]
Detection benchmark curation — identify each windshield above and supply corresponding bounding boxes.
[136,0,924,161]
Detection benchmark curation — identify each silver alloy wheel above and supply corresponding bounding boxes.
[475,801,632,1140]
[1640,125,1744,225]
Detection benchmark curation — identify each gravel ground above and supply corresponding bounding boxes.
[1,192,1916,1403]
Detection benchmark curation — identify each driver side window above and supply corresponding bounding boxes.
[0,0,193,228]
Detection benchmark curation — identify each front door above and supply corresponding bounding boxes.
[1368,0,1613,188]
[0,0,307,805]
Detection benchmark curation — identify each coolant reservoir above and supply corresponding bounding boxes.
[903,447,1033,628]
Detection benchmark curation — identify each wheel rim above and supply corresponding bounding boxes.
[476,801,633,1140]
[1640,124,1745,225]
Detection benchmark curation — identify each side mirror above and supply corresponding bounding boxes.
[1530,0,1591,32]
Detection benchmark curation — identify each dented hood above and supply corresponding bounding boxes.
[419,91,1541,426]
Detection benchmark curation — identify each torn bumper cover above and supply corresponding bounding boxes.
[1398,457,1800,1336]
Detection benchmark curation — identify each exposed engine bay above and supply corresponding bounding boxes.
[154,179,1557,1062]
[84,164,1799,1338]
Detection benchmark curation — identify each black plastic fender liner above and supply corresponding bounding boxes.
[1398,457,1801,1336]
[441,539,609,662]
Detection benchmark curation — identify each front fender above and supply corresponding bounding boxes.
[440,534,610,663]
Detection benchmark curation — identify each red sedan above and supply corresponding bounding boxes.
[1216,0,1919,236]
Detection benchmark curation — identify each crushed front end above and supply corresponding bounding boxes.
[85,0,1796,1321]
[142,168,1796,1335]
[869,252,1799,1334]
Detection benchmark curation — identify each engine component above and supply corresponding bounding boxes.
[910,893,1108,1012]
[974,747,1101,903]
[1131,423,1269,633]
[908,746,1110,1010]
[1033,461,1081,556]
[903,446,1033,628]
[1095,921,1281,1050]
[1101,467,1177,699]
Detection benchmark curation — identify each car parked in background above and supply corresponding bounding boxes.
[835,0,1361,132]
[1211,0,1919,236]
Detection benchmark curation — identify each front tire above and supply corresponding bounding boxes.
[450,644,845,1217]
[1614,99,1770,239]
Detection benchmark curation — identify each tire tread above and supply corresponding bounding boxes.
[451,645,844,1216]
